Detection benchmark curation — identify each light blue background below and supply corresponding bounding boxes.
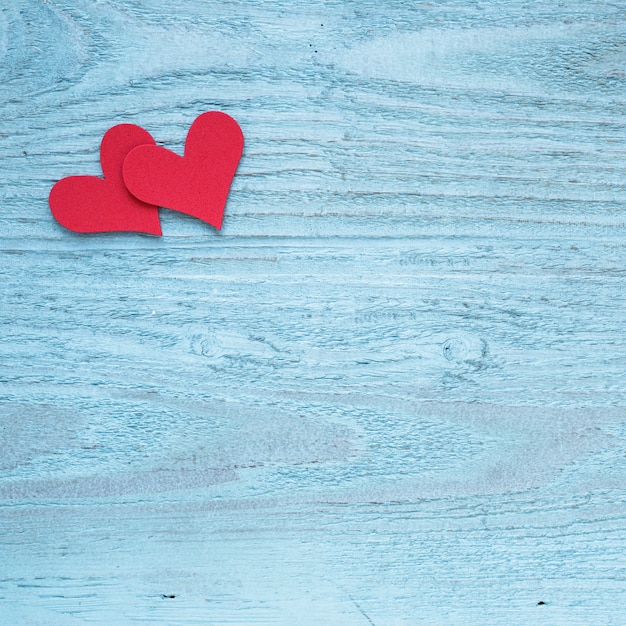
[2,1,626,623]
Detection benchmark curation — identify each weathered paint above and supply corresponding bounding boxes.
[2,1,626,623]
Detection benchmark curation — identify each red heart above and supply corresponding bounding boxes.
[49,124,162,235]
[122,111,244,230]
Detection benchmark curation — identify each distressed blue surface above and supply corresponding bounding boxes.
[2,1,626,623]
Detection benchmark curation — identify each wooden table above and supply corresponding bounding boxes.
[2,1,626,623]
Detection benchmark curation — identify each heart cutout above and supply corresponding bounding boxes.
[49,124,162,235]
[122,111,243,230]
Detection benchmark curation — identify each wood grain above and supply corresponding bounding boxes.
[2,0,626,623]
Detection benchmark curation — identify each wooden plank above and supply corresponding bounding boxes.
[2,0,626,623]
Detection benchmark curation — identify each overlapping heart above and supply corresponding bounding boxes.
[49,111,244,235]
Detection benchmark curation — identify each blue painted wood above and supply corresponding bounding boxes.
[2,0,626,623]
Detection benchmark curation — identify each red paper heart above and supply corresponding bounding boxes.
[122,111,244,230]
[49,124,162,235]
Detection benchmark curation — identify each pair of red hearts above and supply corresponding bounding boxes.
[49,112,244,235]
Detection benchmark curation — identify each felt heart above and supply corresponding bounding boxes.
[49,124,161,235]
[122,111,243,230]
